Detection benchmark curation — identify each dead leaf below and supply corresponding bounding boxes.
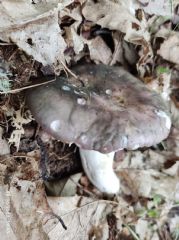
[146,70,171,101]
[118,168,178,199]
[45,196,115,240]
[65,24,84,55]
[87,36,112,64]
[0,1,67,66]
[158,34,179,65]
[0,127,10,156]
[139,0,173,17]
[82,0,140,34]
[110,32,124,66]
[0,156,51,240]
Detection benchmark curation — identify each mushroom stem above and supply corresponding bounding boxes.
[79,149,120,194]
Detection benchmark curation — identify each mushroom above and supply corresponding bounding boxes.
[26,64,171,194]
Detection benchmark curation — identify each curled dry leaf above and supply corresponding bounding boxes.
[59,2,82,21]
[59,3,84,59]
[82,0,140,34]
[82,0,150,46]
[158,33,179,65]
[65,23,84,55]
[87,36,112,64]
[110,32,124,66]
[83,0,141,47]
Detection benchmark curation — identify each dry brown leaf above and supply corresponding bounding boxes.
[139,0,173,17]
[0,0,60,28]
[110,32,124,66]
[82,0,140,36]
[0,156,51,240]
[135,219,151,240]
[170,101,179,129]
[0,1,67,66]
[65,24,84,55]
[146,71,171,101]
[118,169,178,199]
[45,196,115,240]
[87,36,112,64]
[158,34,179,65]
[82,0,151,46]
[0,207,17,240]
[45,173,81,197]
[59,2,82,21]
[0,127,10,156]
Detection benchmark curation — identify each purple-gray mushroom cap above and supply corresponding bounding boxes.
[26,64,171,153]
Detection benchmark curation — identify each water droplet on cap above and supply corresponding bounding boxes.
[77,98,86,105]
[105,89,112,95]
[50,120,61,132]
[62,85,71,91]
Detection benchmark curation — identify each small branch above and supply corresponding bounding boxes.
[60,60,78,79]
[51,213,67,230]
[0,79,55,94]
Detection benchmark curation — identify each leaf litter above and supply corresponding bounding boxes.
[0,0,179,239]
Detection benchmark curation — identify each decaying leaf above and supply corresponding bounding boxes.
[45,173,82,197]
[87,36,112,64]
[65,24,84,56]
[0,0,60,28]
[0,156,50,240]
[0,1,67,66]
[45,197,115,240]
[82,0,140,34]
[146,68,171,101]
[0,127,10,156]
[158,33,179,65]
[110,32,124,66]
[139,0,173,17]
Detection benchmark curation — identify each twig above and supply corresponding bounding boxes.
[8,49,19,61]
[47,199,119,234]
[60,60,78,79]
[51,213,67,230]
[52,152,74,161]
[0,79,55,94]
[0,42,15,46]
[123,224,141,240]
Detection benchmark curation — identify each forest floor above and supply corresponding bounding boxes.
[0,1,179,239]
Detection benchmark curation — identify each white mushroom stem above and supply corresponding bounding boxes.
[79,149,120,194]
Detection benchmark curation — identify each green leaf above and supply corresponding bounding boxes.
[153,194,163,207]
[147,209,159,218]
[156,66,170,75]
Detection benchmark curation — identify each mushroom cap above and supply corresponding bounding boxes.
[26,64,171,153]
